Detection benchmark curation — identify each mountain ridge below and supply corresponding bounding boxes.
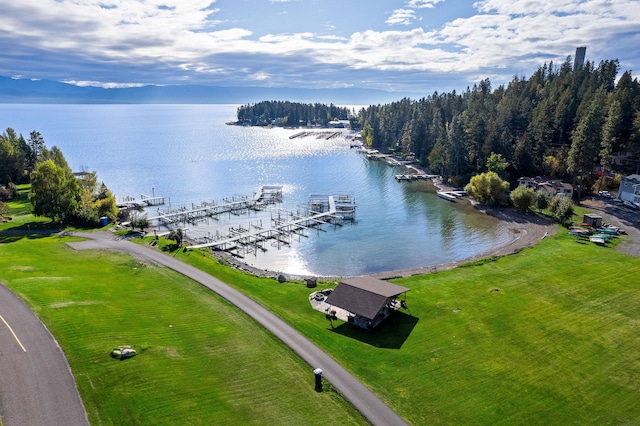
[0,76,414,105]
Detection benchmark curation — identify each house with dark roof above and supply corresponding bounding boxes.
[323,277,410,330]
[517,176,574,198]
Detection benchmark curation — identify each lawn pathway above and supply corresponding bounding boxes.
[68,231,409,426]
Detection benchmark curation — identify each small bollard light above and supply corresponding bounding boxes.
[314,368,323,392]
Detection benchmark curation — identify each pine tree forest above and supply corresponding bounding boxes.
[357,58,640,189]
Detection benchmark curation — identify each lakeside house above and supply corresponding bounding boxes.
[618,174,640,206]
[517,176,574,198]
[323,277,410,330]
[611,149,640,171]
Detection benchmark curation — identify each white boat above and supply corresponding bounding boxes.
[437,191,457,201]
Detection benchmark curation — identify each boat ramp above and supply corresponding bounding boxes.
[186,193,356,255]
[148,186,283,226]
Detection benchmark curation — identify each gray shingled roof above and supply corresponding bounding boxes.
[325,277,410,320]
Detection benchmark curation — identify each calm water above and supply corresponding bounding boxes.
[1,104,512,276]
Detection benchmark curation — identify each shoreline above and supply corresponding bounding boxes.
[185,200,557,282]
[179,161,559,282]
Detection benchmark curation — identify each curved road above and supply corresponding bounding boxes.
[67,231,408,426]
[0,284,89,426]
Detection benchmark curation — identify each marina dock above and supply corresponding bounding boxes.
[117,194,165,209]
[356,146,469,204]
[289,131,343,140]
[148,186,283,226]
[187,193,356,254]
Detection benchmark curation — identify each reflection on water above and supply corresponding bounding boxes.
[1,104,513,276]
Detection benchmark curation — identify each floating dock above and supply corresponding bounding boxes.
[117,194,165,209]
[289,131,343,140]
[187,193,356,254]
[395,174,431,181]
[436,191,466,201]
[148,186,283,226]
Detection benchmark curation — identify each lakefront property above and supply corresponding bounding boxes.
[309,277,410,329]
[2,47,640,425]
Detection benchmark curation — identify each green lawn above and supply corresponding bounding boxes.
[2,188,640,425]
[172,223,640,425]
[0,191,366,425]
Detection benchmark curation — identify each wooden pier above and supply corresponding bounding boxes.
[289,131,343,140]
[187,193,356,253]
[117,194,165,209]
[395,174,430,181]
[149,186,283,226]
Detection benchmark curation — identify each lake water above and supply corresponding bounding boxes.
[1,104,512,277]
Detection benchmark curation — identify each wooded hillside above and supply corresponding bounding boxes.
[357,58,640,188]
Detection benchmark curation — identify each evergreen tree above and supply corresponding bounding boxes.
[600,99,622,174]
[568,89,607,198]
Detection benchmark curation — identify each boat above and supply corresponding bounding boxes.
[437,191,457,201]
[596,228,618,235]
[593,233,612,240]
[596,227,617,235]
[568,227,591,235]
[589,236,606,245]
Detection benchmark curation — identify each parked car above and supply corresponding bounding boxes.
[598,190,611,198]
[623,200,640,210]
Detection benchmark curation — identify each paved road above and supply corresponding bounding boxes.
[0,284,89,426]
[68,232,408,426]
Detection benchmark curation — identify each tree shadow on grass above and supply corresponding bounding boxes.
[329,311,419,349]
[0,221,63,244]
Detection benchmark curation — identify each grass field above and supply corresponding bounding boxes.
[0,189,367,425]
[2,186,640,425]
[165,216,640,424]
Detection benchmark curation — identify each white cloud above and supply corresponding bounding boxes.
[63,80,148,88]
[386,9,422,26]
[408,0,445,8]
[250,72,271,81]
[0,0,639,91]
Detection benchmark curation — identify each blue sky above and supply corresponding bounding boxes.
[1,0,639,97]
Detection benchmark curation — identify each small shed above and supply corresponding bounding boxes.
[583,213,603,228]
[324,277,410,330]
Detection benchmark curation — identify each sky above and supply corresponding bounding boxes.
[1,0,640,97]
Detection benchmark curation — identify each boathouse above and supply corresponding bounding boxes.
[324,277,410,330]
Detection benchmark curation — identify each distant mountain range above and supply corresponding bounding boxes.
[0,76,415,105]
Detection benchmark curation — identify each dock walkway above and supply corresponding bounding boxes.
[149,186,282,225]
[117,194,165,209]
[187,194,355,251]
